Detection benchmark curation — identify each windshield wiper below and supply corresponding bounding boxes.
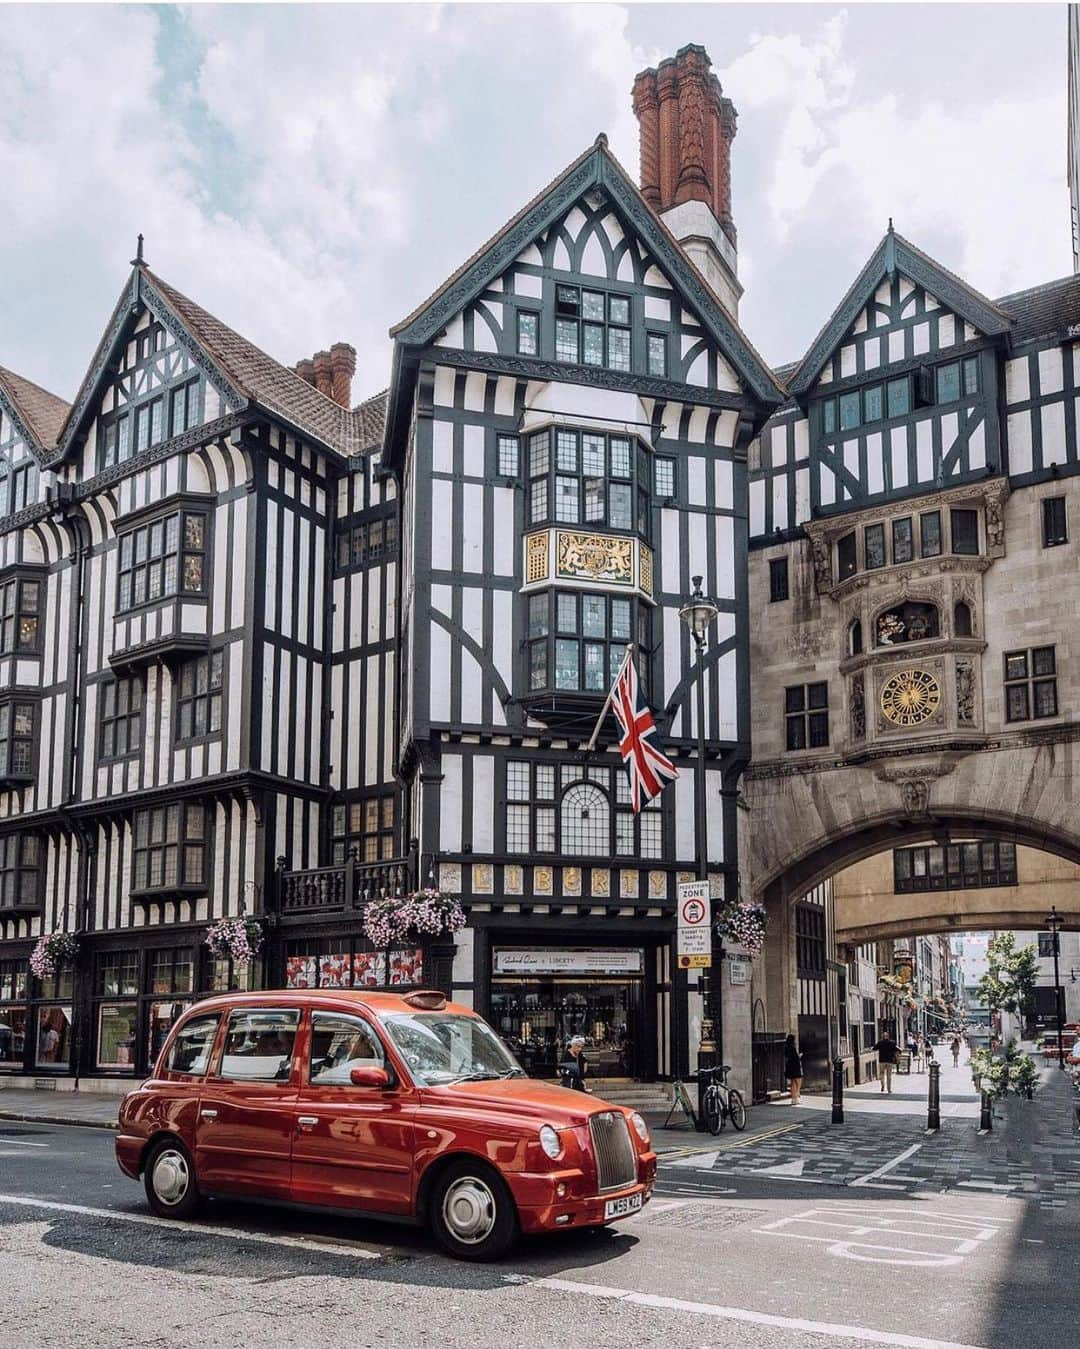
[452,1070,501,1082]
[499,1067,526,1078]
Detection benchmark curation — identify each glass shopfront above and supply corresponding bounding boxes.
[490,947,645,1080]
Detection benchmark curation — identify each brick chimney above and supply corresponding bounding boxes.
[632,44,742,318]
[294,357,315,387]
[329,342,357,409]
[312,351,333,400]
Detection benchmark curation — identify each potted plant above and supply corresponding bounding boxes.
[29,931,79,981]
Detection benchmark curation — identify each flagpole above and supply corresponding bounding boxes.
[584,643,634,752]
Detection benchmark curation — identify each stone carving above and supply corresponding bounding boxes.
[956,660,976,725]
[850,672,866,740]
[525,531,549,584]
[811,535,832,591]
[983,491,1006,553]
[471,863,493,895]
[900,779,930,815]
[648,870,667,898]
[556,531,633,585]
[503,864,523,896]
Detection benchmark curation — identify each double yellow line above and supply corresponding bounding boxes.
[658,1119,805,1161]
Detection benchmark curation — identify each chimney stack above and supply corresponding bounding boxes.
[329,342,357,410]
[294,344,357,409]
[632,44,742,317]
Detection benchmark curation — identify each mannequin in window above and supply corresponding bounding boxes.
[954,600,972,637]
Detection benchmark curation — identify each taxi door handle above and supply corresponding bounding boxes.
[200,1109,218,1121]
[297,1116,319,1130]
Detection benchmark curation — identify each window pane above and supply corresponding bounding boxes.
[607,329,630,372]
[581,595,606,638]
[608,483,632,530]
[962,357,979,395]
[1034,680,1058,717]
[808,682,828,709]
[887,378,910,417]
[863,385,883,422]
[581,434,605,475]
[556,431,578,472]
[1006,684,1029,722]
[517,313,538,356]
[839,391,860,430]
[786,717,807,751]
[609,438,631,478]
[864,523,885,569]
[554,477,579,522]
[951,509,979,555]
[647,334,666,376]
[581,324,604,366]
[1043,496,1067,546]
[507,762,530,801]
[584,478,604,522]
[920,512,942,558]
[936,363,961,403]
[808,713,829,747]
[785,686,805,714]
[608,296,630,325]
[529,432,549,478]
[555,320,578,362]
[837,532,857,579]
[655,458,674,498]
[556,593,577,633]
[1005,652,1028,680]
[582,291,605,321]
[497,435,519,477]
[219,1009,299,1082]
[535,765,555,799]
[1033,646,1056,676]
[892,517,913,563]
[822,399,837,435]
[583,643,606,691]
[528,593,548,638]
[555,639,578,689]
[610,599,630,641]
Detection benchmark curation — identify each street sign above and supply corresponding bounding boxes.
[677,880,711,969]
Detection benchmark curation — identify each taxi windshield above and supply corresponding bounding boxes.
[381,1011,524,1086]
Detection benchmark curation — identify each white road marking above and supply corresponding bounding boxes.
[0,1138,48,1147]
[956,1180,1016,1192]
[748,1158,805,1177]
[534,1275,990,1349]
[850,1142,922,1187]
[0,1193,382,1259]
[666,1149,723,1169]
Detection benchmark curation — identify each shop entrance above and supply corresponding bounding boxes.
[489,947,646,1080]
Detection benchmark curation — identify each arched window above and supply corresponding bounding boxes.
[849,619,863,656]
[561,782,609,855]
[875,601,939,646]
[954,601,972,637]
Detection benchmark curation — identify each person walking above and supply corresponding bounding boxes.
[950,1035,961,1068]
[784,1033,804,1105]
[874,1030,898,1093]
[561,1036,589,1092]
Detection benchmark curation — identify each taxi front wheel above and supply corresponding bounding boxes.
[429,1159,518,1261]
[144,1137,202,1219]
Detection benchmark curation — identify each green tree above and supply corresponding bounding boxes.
[976,932,1038,1025]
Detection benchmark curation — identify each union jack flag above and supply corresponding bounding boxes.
[610,648,679,813]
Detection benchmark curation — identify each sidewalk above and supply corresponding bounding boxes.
[0,1088,121,1129]
[787,1052,982,1119]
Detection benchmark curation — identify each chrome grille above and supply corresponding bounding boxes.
[589,1111,637,1192]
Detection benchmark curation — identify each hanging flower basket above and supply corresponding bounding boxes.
[205,917,264,967]
[29,931,79,981]
[362,889,466,950]
[715,900,766,956]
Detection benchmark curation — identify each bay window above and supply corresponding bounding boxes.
[117,509,206,612]
[132,803,207,893]
[0,575,41,653]
[527,590,651,697]
[526,426,651,536]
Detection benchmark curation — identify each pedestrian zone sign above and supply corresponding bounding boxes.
[677,880,711,969]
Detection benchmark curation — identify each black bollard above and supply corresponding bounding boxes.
[927,1060,941,1131]
[831,1056,844,1124]
[979,1089,993,1132]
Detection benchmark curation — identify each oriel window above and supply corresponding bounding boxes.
[0,577,40,654]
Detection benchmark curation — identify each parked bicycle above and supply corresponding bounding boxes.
[700,1063,746,1135]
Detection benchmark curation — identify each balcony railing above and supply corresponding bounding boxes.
[278,855,416,915]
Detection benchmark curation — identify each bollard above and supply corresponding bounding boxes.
[979,1089,993,1132]
[927,1060,941,1131]
[831,1056,845,1124]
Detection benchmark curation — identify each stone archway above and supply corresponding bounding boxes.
[742,738,1080,1033]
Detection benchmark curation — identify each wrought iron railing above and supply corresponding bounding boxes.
[278,855,415,914]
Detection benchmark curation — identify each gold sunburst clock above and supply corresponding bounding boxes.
[880,668,941,727]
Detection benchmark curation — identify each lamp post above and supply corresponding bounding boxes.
[678,576,720,1124]
[1045,906,1065,1070]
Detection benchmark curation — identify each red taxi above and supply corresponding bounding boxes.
[115,988,656,1260]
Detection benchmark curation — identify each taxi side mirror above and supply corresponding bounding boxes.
[350,1066,391,1089]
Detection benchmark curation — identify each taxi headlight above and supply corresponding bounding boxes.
[629,1111,650,1145]
[539,1124,562,1159]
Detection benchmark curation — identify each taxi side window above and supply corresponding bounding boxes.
[217,1009,299,1082]
[166,1014,220,1076]
[309,1012,385,1086]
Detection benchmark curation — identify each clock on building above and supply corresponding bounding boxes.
[880,669,941,727]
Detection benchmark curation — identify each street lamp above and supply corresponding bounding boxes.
[1045,906,1065,1070]
[678,576,720,1125]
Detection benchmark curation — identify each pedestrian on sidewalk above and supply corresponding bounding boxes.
[784,1033,804,1105]
[874,1030,898,1093]
[950,1035,961,1068]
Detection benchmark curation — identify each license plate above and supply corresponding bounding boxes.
[604,1192,643,1220]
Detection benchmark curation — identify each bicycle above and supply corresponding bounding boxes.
[700,1064,746,1135]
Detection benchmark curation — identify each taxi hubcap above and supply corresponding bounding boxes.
[153,1150,190,1205]
[442,1176,496,1243]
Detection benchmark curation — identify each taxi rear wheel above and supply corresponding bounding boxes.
[429,1159,518,1261]
[144,1137,201,1219]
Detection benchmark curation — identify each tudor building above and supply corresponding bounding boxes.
[3,39,1080,1095]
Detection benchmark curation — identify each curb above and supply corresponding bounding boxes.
[0,1110,118,1131]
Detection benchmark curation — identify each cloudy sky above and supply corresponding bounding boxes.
[0,3,1070,405]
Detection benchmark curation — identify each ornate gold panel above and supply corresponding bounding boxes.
[525,532,549,584]
[555,530,633,586]
[639,544,653,597]
[879,668,941,727]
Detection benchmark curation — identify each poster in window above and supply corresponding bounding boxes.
[285,956,316,989]
[318,953,351,988]
[387,949,423,986]
[352,952,386,987]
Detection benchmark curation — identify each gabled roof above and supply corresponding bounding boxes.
[786,227,1015,398]
[389,136,785,409]
[53,264,365,464]
[353,389,388,454]
[0,366,70,459]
